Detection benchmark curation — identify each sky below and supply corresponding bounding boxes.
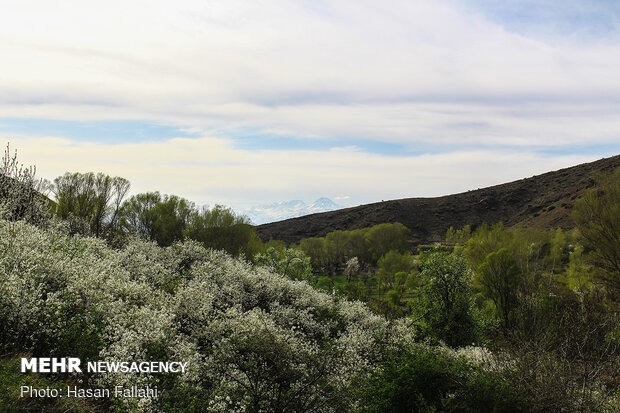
[1,0,620,213]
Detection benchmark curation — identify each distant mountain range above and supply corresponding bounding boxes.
[243,198,343,225]
[256,154,620,245]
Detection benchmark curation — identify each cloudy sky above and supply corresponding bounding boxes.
[2,0,620,213]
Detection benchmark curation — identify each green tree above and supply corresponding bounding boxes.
[366,223,410,263]
[573,167,620,298]
[565,244,593,292]
[53,172,130,237]
[120,192,193,247]
[185,205,260,259]
[445,224,471,247]
[345,229,370,263]
[377,250,414,292]
[464,224,567,338]
[356,345,524,413]
[299,237,328,272]
[325,230,350,272]
[464,223,511,271]
[411,252,476,347]
[476,248,520,330]
[254,247,312,281]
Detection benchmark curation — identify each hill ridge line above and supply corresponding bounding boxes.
[256,154,620,245]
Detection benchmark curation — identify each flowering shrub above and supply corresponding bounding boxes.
[0,218,416,412]
[0,144,51,226]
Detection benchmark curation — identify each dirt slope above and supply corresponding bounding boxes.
[256,154,620,245]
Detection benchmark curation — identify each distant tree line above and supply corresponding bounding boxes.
[297,222,411,274]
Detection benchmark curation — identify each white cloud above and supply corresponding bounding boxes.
[1,0,620,148]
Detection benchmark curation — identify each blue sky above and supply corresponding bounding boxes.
[1,0,619,210]
[457,0,620,40]
[0,118,199,144]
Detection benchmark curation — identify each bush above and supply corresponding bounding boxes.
[0,143,51,226]
[0,218,411,412]
[355,344,524,413]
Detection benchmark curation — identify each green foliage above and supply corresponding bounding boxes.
[380,289,403,318]
[565,243,593,292]
[411,252,477,347]
[120,191,193,247]
[299,237,328,271]
[326,229,350,268]
[346,229,372,263]
[53,171,130,237]
[355,345,525,413]
[475,248,521,330]
[445,224,471,247]
[254,246,313,281]
[404,271,419,290]
[299,222,411,274]
[185,204,261,259]
[120,193,261,257]
[573,167,620,298]
[366,223,410,262]
[343,280,369,301]
[377,250,414,292]
[394,271,407,291]
[463,223,577,338]
[53,174,261,258]
[38,291,105,361]
[464,223,512,270]
[504,294,620,413]
[547,228,566,276]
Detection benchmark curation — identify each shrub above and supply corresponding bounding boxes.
[0,218,411,412]
[0,143,51,226]
[355,344,525,413]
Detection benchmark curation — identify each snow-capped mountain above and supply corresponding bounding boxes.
[244,198,342,225]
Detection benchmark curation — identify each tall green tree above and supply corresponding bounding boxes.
[325,230,350,272]
[476,248,520,330]
[377,250,414,292]
[365,223,410,263]
[411,251,476,347]
[345,229,371,263]
[185,205,261,259]
[53,172,129,236]
[299,237,328,272]
[573,168,620,298]
[120,192,193,247]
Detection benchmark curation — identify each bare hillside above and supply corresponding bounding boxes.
[256,154,620,244]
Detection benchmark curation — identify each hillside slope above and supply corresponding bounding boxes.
[256,154,620,245]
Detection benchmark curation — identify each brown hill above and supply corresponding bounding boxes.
[256,154,620,245]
